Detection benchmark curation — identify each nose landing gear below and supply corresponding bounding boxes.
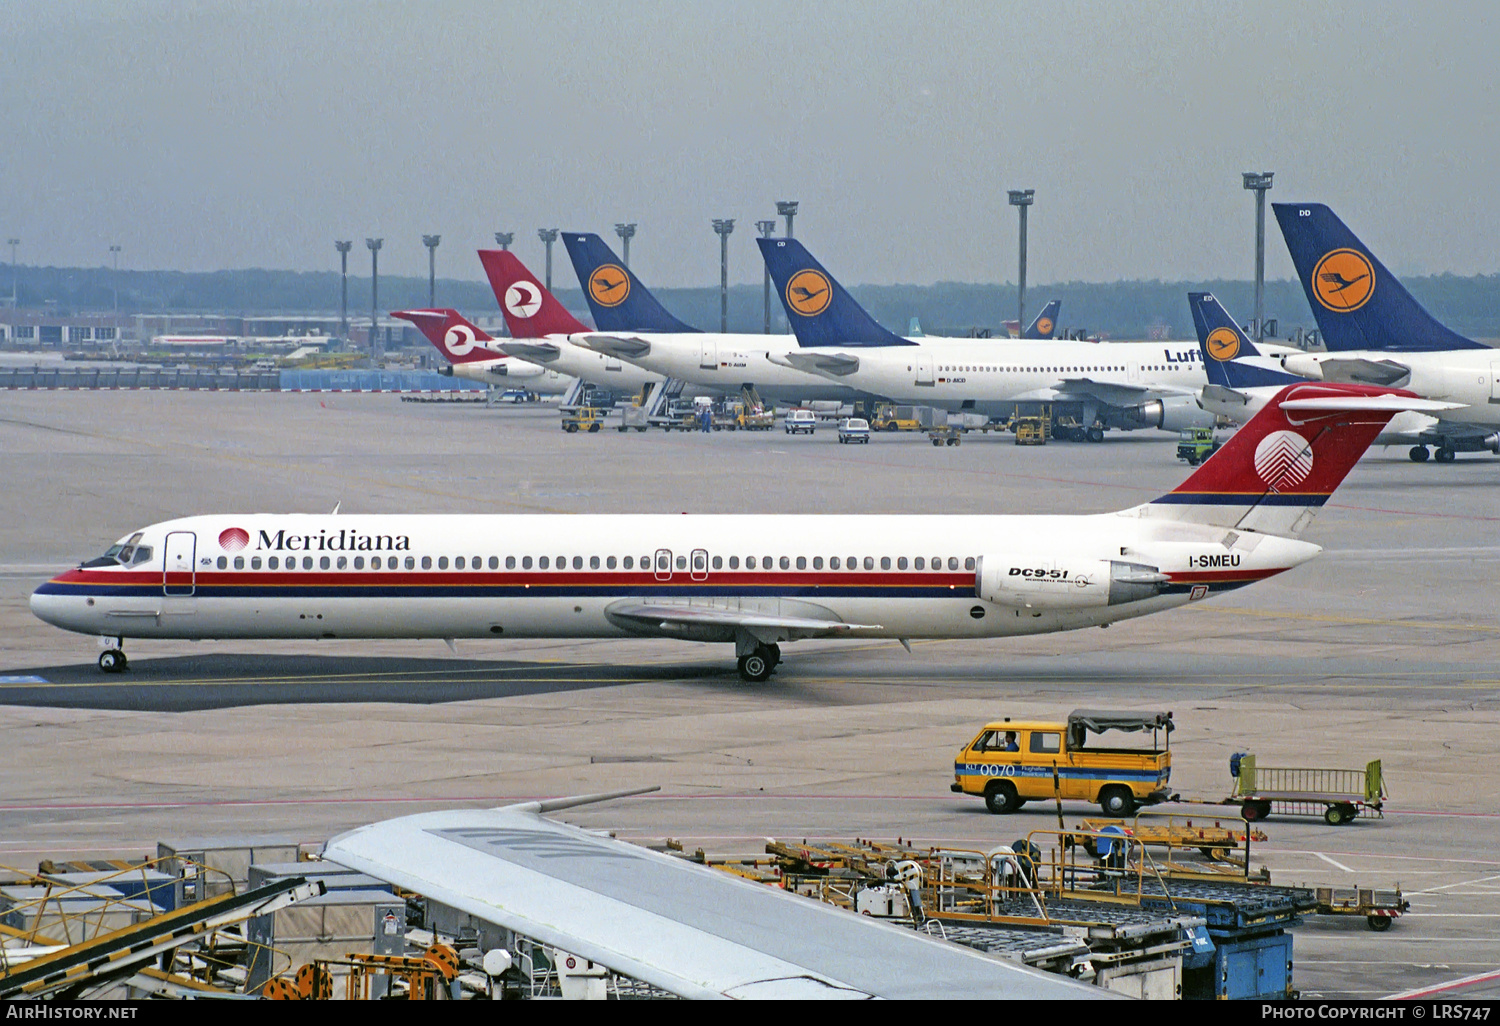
[98,647,128,673]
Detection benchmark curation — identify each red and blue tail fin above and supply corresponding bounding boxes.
[1189,292,1302,389]
[1141,382,1414,534]
[391,309,501,365]
[1273,202,1485,353]
[560,232,700,334]
[1020,299,1061,339]
[476,250,591,340]
[757,237,915,348]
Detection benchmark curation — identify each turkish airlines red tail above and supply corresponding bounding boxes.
[1147,382,1423,534]
[391,309,501,365]
[478,250,591,339]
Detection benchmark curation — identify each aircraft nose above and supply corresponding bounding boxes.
[30,583,89,632]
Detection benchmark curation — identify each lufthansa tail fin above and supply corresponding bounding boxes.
[757,237,915,348]
[1273,202,1485,352]
[1188,293,1301,389]
[391,309,502,365]
[1020,300,1062,340]
[560,233,699,334]
[477,250,591,340]
[1140,382,1423,535]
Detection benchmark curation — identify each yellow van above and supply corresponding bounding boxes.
[951,710,1174,815]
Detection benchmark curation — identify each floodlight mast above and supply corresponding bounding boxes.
[537,229,559,291]
[422,235,441,306]
[712,219,735,333]
[614,223,637,268]
[1007,189,1034,334]
[1242,171,1274,340]
[6,239,18,309]
[108,245,121,315]
[366,238,383,359]
[756,219,777,334]
[494,232,514,251]
[335,241,353,341]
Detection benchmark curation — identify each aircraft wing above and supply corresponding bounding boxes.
[579,333,652,359]
[1200,383,1255,409]
[1048,378,1195,407]
[605,601,879,644]
[1302,357,1412,386]
[324,805,1102,1000]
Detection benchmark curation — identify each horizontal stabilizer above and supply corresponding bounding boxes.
[781,351,862,376]
[1278,395,1461,412]
[580,334,652,359]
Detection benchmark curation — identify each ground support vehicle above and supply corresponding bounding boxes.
[783,409,817,434]
[1176,428,1222,465]
[1311,885,1409,931]
[837,418,870,443]
[616,403,648,432]
[952,711,1174,816]
[1073,815,1268,873]
[871,404,922,431]
[560,408,604,433]
[655,399,701,432]
[929,425,963,446]
[1228,754,1385,824]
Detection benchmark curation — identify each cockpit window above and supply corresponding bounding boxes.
[129,546,153,566]
[81,533,144,568]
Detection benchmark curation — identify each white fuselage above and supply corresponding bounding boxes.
[32,512,1317,647]
[1281,349,1500,427]
[580,332,873,403]
[447,356,573,393]
[499,334,666,393]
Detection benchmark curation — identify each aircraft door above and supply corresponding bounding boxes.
[915,353,934,385]
[163,531,197,596]
[700,340,717,370]
[690,548,708,581]
[654,548,673,582]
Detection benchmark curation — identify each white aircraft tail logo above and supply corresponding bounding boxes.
[505,282,542,319]
[1253,430,1314,490]
[443,324,478,357]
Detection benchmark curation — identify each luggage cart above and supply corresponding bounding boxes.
[1228,754,1385,825]
[1311,885,1410,932]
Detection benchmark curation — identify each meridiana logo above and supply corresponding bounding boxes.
[1205,327,1241,361]
[1035,317,1054,336]
[588,265,630,308]
[218,527,249,551]
[1311,249,1375,312]
[786,269,832,317]
[443,324,478,357]
[1253,430,1314,490]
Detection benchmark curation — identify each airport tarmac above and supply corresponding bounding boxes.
[2,390,1498,1000]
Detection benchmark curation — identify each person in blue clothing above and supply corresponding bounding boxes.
[699,406,712,433]
[999,731,1019,752]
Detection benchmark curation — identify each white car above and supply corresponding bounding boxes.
[838,417,870,443]
[784,409,817,435]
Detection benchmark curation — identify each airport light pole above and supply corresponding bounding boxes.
[712,219,735,333]
[423,234,441,306]
[756,219,777,334]
[1243,171,1274,340]
[335,241,352,342]
[108,245,121,315]
[537,228,559,291]
[494,232,513,251]
[366,237,383,359]
[1008,189,1034,336]
[776,200,798,239]
[614,223,637,268]
[8,238,19,309]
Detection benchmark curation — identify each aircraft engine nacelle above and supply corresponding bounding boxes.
[1279,353,1326,379]
[976,555,1168,610]
[1127,395,1216,432]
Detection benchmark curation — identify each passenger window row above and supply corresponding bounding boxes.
[210,554,980,573]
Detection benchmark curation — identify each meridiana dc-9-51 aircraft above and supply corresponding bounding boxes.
[31,383,1446,680]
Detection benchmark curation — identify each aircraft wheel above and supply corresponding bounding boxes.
[637,426,647,432]
[1409,445,1430,462]
[98,649,127,673]
[1436,447,1456,462]
[766,643,781,666]
[737,649,775,683]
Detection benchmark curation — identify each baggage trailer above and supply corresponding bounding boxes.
[1228,754,1385,825]
[1312,885,1410,932]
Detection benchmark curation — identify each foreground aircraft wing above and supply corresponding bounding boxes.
[606,602,880,641]
[325,804,1101,1000]
[1046,378,1196,406]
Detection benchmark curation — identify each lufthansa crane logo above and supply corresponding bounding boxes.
[1205,327,1241,361]
[1311,249,1375,312]
[443,324,478,357]
[218,527,249,552]
[589,264,630,308]
[786,269,832,317]
[1035,317,1054,336]
[504,282,542,320]
[1253,430,1315,490]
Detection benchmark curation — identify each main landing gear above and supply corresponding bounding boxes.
[1409,445,1457,463]
[736,643,781,683]
[98,640,128,674]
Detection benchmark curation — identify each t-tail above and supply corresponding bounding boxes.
[1020,299,1062,339]
[560,232,700,334]
[1188,293,1301,389]
[1137,382,1419,535]
[757,237,915,348]
[1272,202,1485,353]
[477,250,591,340]
[391,309,502,365]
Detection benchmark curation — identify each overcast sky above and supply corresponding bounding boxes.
[5,1,1497,289]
